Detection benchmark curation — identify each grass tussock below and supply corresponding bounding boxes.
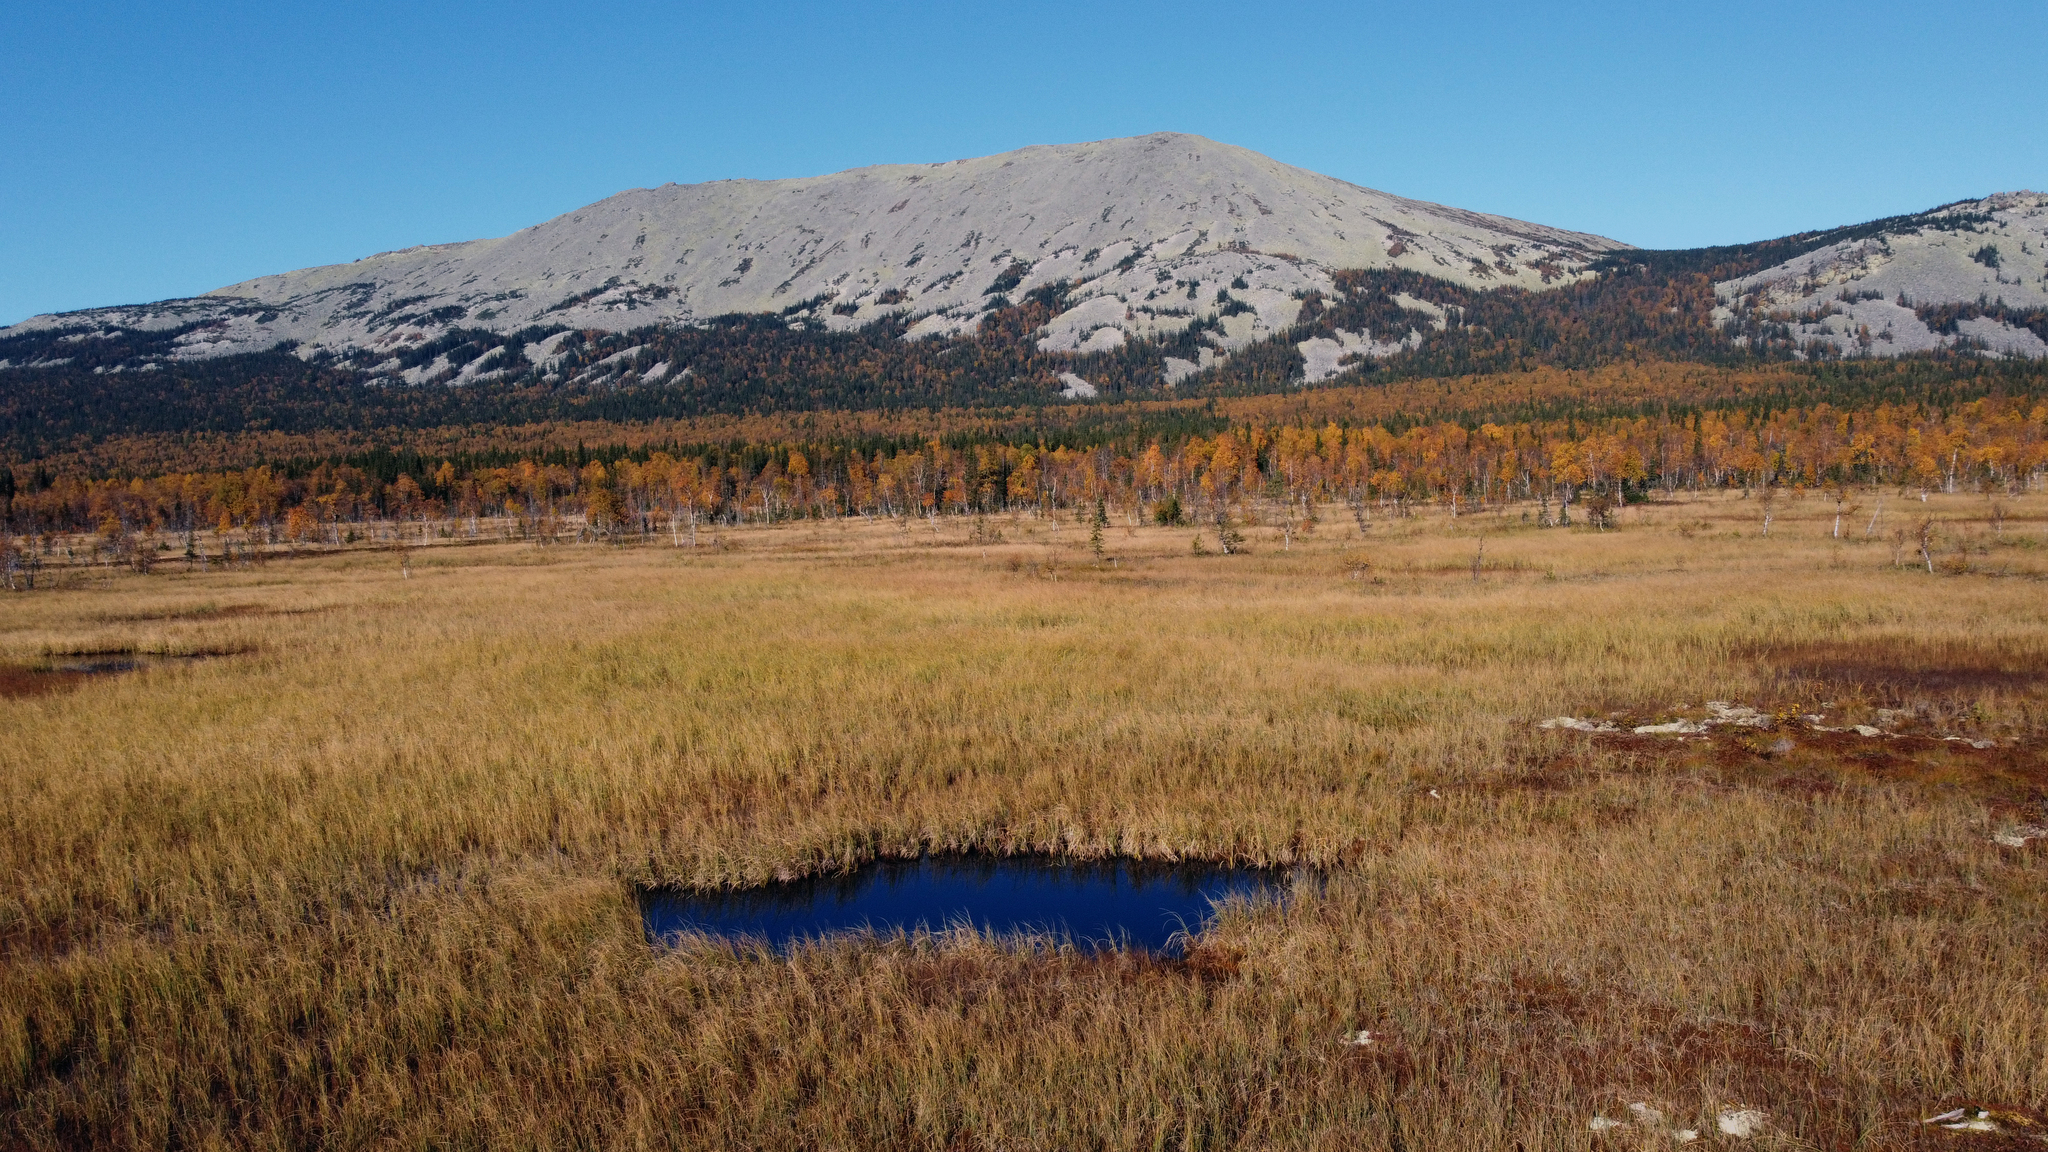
[2,490,2046,1148]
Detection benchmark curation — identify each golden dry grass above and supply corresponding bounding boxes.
[2,490,2046,1148]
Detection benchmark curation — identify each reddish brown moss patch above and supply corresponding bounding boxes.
[0,665,91,699]
[1754,637,2047,706]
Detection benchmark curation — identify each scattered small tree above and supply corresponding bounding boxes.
[1347,493,1369,535]
[1583,491,1616,531]
[1213,502,1245,555]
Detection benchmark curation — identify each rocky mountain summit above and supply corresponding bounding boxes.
[2,134,1623,381]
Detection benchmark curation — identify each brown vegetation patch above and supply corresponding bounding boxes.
[1714,729,2047,805]
[1756,638,2048,706]
[99,604,319,623]
[1466,976,2034,1150]
[0,665,93,699]
[1524,726,2048,807]
[0,650,249,700]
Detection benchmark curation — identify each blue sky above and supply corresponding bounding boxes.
[5,0,2044,325]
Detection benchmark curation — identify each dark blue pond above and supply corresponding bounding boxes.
[642,856,1286,955]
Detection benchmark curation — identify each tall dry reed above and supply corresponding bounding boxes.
[2,490,2044,1148]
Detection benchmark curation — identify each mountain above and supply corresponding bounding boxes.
[1713,192,2048,358]
[1,133,1625,382]
[4,136,2046,462]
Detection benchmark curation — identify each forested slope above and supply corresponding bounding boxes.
[5,201,2047,474]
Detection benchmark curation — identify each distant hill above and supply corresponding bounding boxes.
[1713,192,2048,358]
[0,133,1623,382]
[3,137,2045,462]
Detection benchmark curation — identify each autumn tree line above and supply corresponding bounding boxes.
[3,397,2043,556]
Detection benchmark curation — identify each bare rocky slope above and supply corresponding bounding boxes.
[2,133,1626,382]
[7,136,2043,395]
[1714,192,2048,358]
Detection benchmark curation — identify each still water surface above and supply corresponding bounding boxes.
[642,856,1287,954]
[0,652,234,699]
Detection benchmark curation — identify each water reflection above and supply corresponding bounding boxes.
[642,855,1287,955]
[0,652,233,698]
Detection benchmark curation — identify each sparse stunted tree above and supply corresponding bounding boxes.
[1213,501,1245,555]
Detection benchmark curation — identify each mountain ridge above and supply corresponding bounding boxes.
[1711,191,2048,358]
[3,133,1628,378]
[2,136,2044,436]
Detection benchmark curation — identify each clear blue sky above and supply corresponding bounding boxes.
[6,0,2044,325]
